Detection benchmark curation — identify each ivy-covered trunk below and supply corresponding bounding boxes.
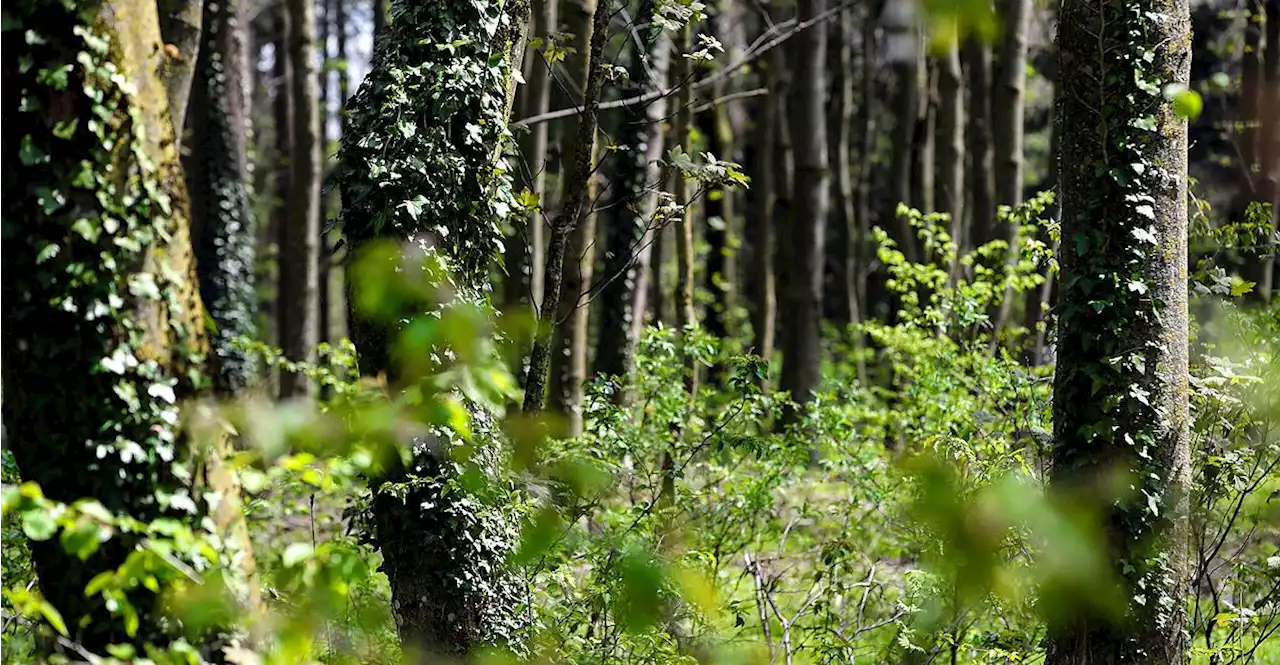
[2,0,254,654]
[1049,0,1192,657]
[337,0,528,655]
[186,0,258,392]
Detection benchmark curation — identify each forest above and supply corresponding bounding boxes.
[1,0,1278,662]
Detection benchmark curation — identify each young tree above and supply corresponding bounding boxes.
[187,0,258,392]
[337,0,528,653]
[1050,0,1192,658]
[548,0,602,436]
[3,0,256,651]
[778,0,829,408]
[279,0,321,397]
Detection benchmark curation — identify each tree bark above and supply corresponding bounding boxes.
[186,0,258,392]
[523,0,610,417]
[3,0,256,652]
[1049,0,1191,657]
[936,39,965,248]
[992,0,1029,209]
[596,3,671,387]
[779,0,829,409]
[913,60,936,215]
[962,37,995,250]
[827,4,859,328]
[157,0,203,137]
[279,0,321,397]
[547,0,601,436]
[884,1,921,262]
[701,102,735,343]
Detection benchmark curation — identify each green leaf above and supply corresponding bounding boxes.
[22,508,57,541]
[282,542,314,567]
[1163,84,1202,120]
[38,599,68,637]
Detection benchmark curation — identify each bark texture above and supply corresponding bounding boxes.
[186,0,258,392]
[3,0,256,653]
[279,0,321,397]
[779,0,829,407]
[1049,0,1192,657]
[992,0,1029,209]
[157,0,203,136]
[547,0,601,436]
[962,37,995,249]
[936,39,965,242]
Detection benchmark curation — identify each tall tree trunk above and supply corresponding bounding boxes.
[595,4,670,389]
[914,61,936,214]
[962,37,995,250]
[504,0,557,327]
[3,0,257,652]
[992,0,1029,210]
[701,102,734,343]
[1262,0,1280,302]
[1049,0,1191,657]
[266,3,292,364]
[884,1,921,262]
[856,6,879,322]
[936,39,965,250]
[337,0,529,653]
[279,0,321,397]
[157,0,204,136]
[990,0,1030,335]
[779,0,829,409]
[187,0,258,391]
[523,0,610,417]
[827,4,859,328]
[547,0,601,437]
[318,0,333,345]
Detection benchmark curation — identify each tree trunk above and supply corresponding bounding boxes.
[186,0,258,392]
[779,0,829,409]
[914,60,936,215]
[523,0,610,417]
[596,7,671,387]
[279,0,321,397]
[962,37,995,250]
[885,2,921,262]
[266,3,291,364]
[1049,0,1191,657]
[827,4,859,328]
[3,0,256,652]
[936,39,965,250]
[992,0,1029,210]
[157,0,204,137]
[504,0,557,325]
[856,7,879,322]
[318,0,332,345]
[547,0,601,436]
[701,102,734,343]
[1262,0,1280,302]
[337,0,529,653]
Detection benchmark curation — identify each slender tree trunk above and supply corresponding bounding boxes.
[856,7,878,322]
[962,37,995,250]
[1049,0,1191,657]
[936,39,965,250]
[279,0,321,397]
[373,0,388,34]
[4,0,257,651]
[547,0,600,436]
[523,0,610,417]
[1240,0,1264,182]
[914,60,936,215]
[266,3,292,365]
[1262,0,1280,302]
[992,0,1029,210]
[827,4,859,328]
[505,0,557,323]
[157,0,204,136]
[187,0,258,391]
[885,1,921,262]
[748,14,789,363]
[337,0,529,652]
[701,102,734,342]
[595,4,670,388]
[318,0,332,345]
[779,0,829,409]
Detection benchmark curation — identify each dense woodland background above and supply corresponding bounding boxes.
[2,0,1279,663]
